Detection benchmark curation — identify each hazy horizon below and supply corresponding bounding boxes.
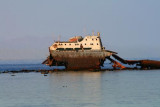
[1,0,160,61]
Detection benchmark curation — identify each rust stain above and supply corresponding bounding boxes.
[42,50,111,70]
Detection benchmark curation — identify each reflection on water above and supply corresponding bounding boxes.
[0,70,160,107]
[49,71,102,107]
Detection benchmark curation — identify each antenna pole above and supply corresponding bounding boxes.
[83,27,87,36]
[58,35,61,42]
[92,30,95,36]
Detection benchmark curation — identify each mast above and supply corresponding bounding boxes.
[97,32,103,50]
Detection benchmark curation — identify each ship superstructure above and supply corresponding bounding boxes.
[50,32,103,51]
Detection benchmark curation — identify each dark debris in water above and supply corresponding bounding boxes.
[11,74,15,76]
[0,68,159,76]
[0,67,159,75]
[62,86,67,87]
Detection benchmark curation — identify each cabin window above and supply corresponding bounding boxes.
[90,43,93,45]
[96,39,97,41]
[97,43,99,45]
[61,44,63,45]
[65,44,66,45]
[69,44,71,45]
[66,48,73,50]
[85,43,86,45]
[86,39,87,41]
[92,39,94,41]
[59,44,60,45]
[56,48,64,50]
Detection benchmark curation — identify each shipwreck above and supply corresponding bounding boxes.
[42,32,117,70]
[43,32,160,70]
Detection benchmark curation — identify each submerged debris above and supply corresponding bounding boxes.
[11,74,15,76]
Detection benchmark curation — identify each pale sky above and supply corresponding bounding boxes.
[0,0,160,61]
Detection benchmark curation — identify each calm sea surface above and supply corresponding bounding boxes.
[0,64,160,107]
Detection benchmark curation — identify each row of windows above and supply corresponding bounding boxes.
[85,38,98,41]
[55,43,99,46]
[56,48,92,51]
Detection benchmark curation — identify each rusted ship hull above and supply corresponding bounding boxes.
[63,57,102,70]
[112,54,160,69]
[43,50,114,70]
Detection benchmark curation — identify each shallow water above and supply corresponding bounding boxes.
[0,64,64,72]
[0,69,160,107]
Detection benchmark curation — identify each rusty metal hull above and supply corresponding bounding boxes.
[139,60,160,69]
[111,54,160,69]
[43,50,113,70]
[64,57,101,70]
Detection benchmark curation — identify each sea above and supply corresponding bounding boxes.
[0,62,160,107]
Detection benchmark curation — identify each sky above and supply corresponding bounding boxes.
[0,0,160,61]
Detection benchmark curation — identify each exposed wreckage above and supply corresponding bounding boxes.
[42,32,160,70]
[42,32,117,70]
